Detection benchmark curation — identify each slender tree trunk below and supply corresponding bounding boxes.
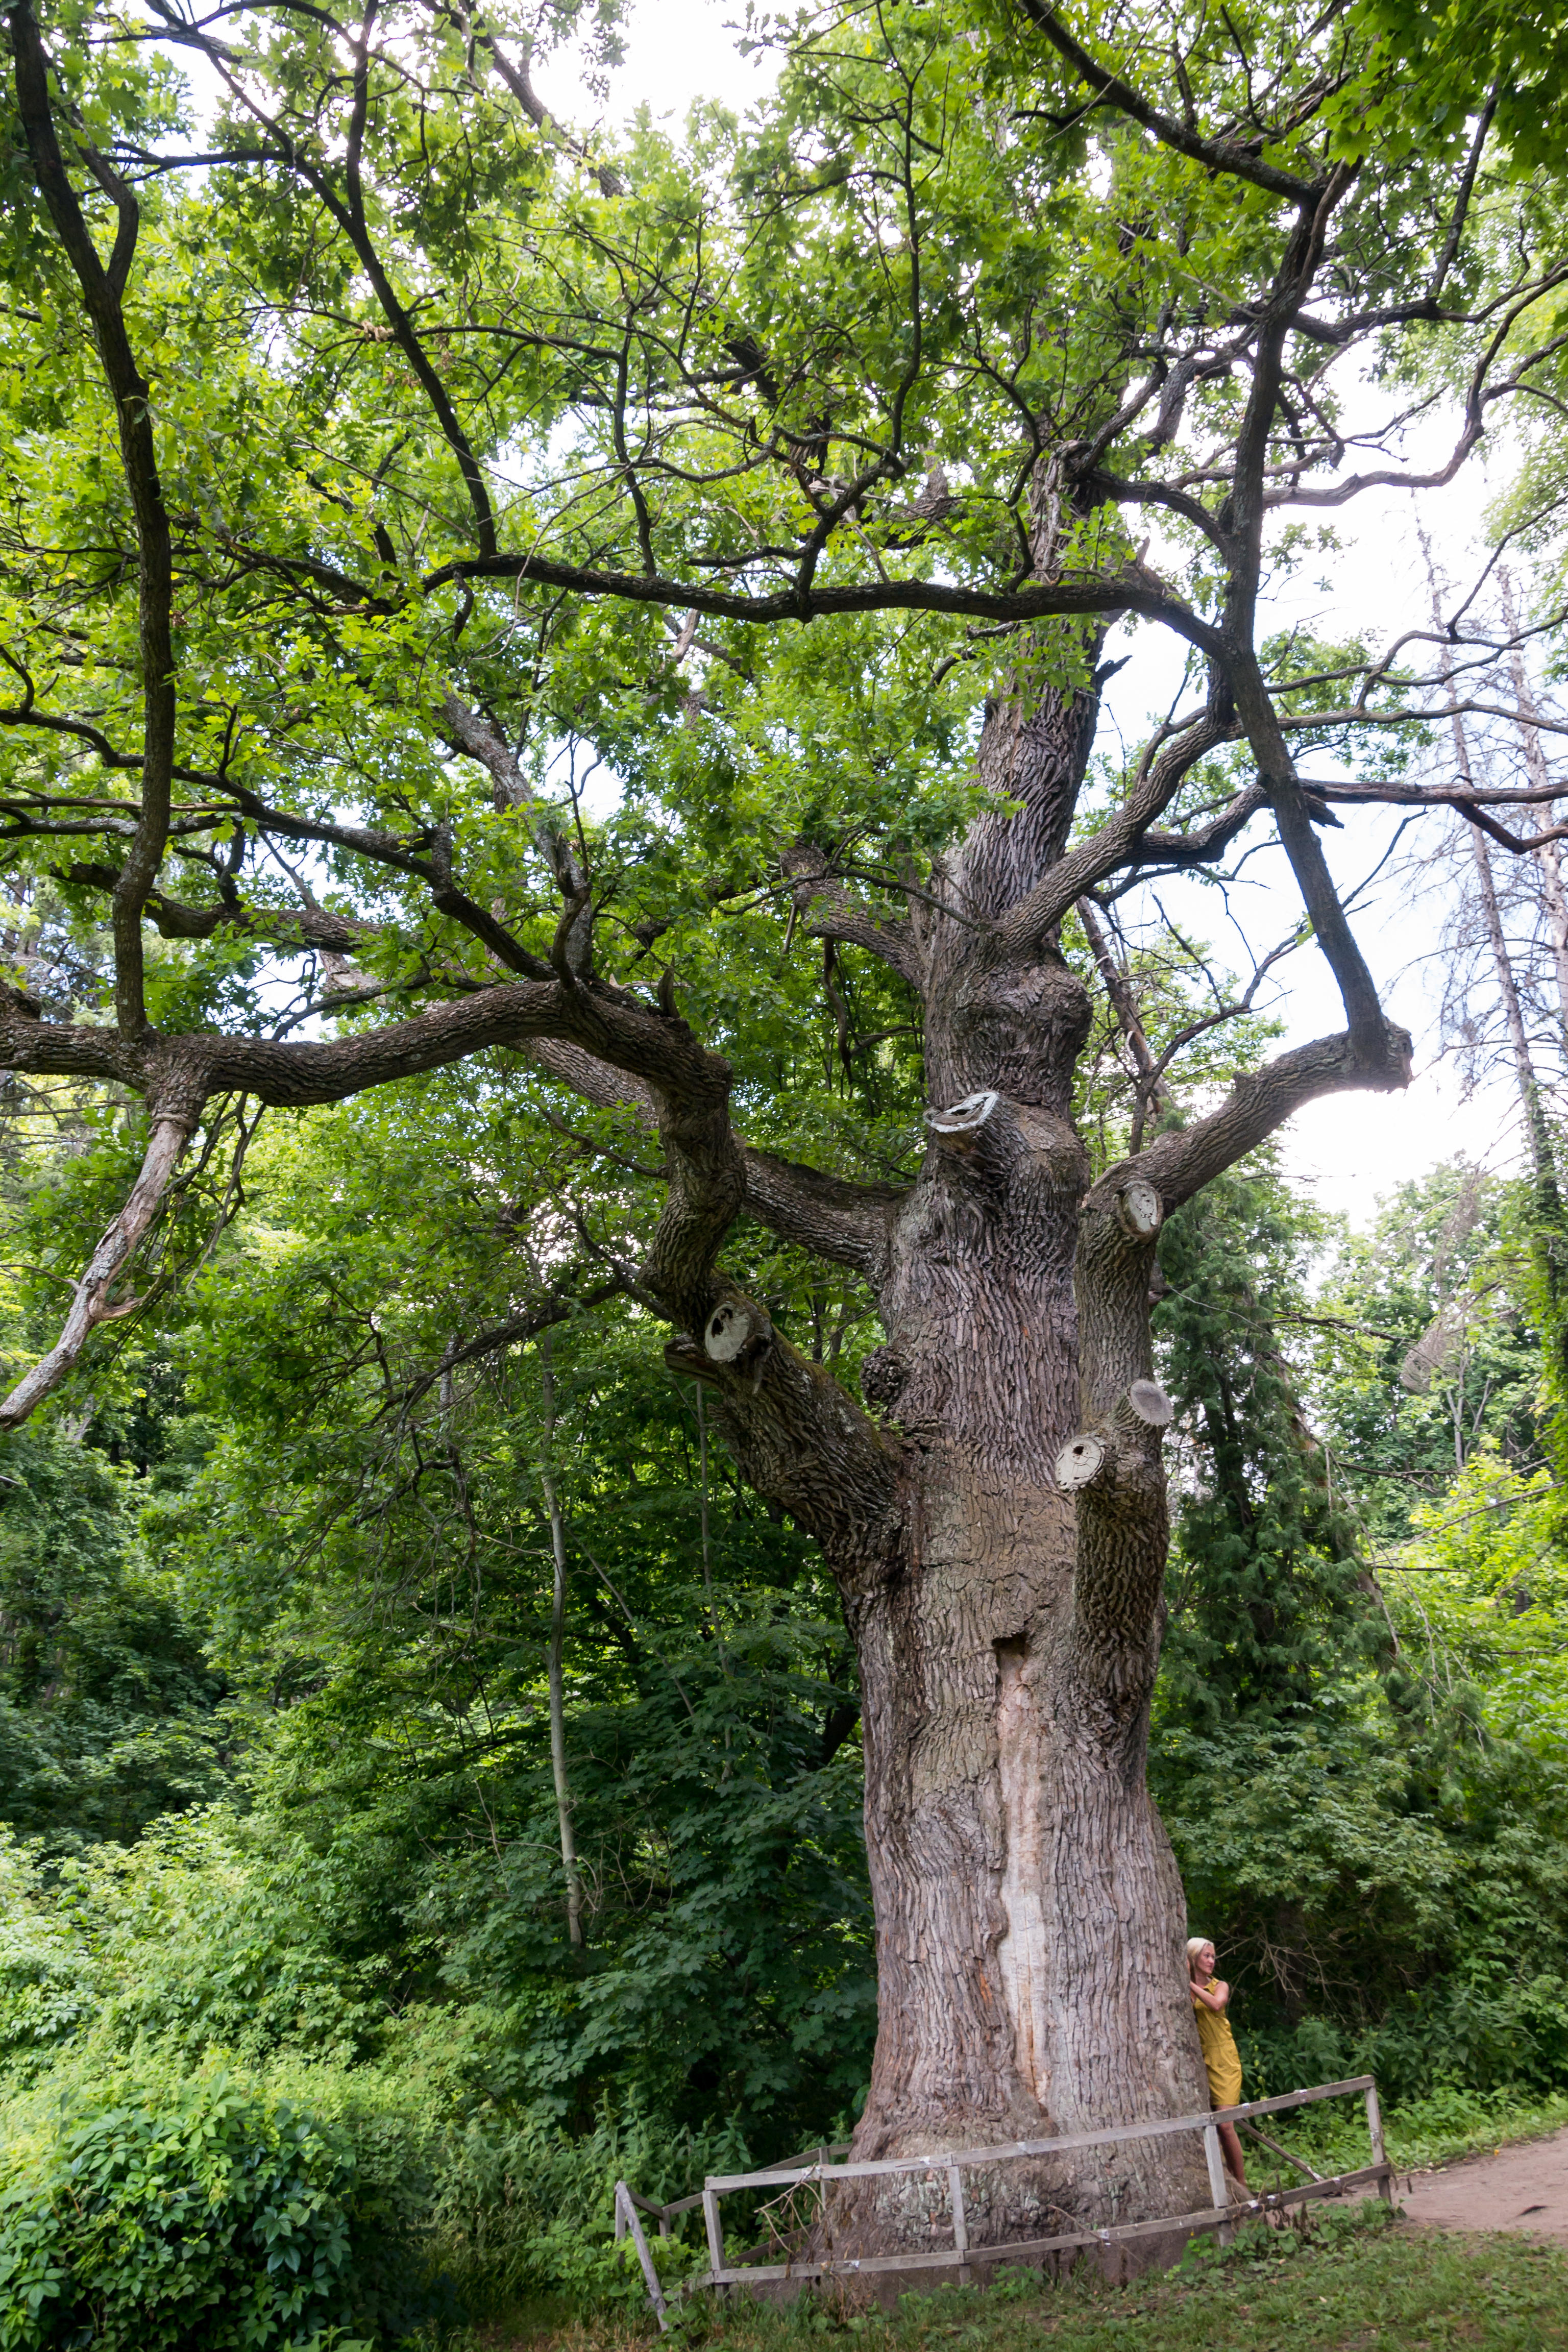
[1077,895,1174,1147]
[1494,576,1568,1475]
[1450,702,1547,1174]
[697,1380,716,1636]
[1501,572,1568,1047]
[541,1333,585,1949]
[1430,558,1553,1175]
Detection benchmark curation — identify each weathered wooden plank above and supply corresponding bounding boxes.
[703,2186,727,2288]
[1239,2120,1322,2182]
[948,2164,970,2287]
[1203,2123,1232,2249]
[614,2184,670,2331]
[704,2077,1377,2192]
[694,2162,1392,2289]
[1365,2084,1392,2206]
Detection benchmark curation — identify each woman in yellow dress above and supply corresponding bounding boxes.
[1187,1935,1247,2188]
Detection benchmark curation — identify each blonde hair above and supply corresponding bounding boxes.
[1186,1935,1213,1972]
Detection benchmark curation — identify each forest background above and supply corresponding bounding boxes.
[6,0,1568,2341]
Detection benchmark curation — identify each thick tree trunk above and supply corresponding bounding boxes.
[686,603,1408,2260]
[847,1479,1212,2244]
[837,1183,1212,2246]
[812,672,1214,2255]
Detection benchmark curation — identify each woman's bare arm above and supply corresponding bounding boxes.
[1190,1977,1231,2013]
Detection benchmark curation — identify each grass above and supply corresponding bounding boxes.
[439,2200,1568,2352]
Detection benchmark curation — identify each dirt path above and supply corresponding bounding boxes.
[1399,2126,1568,2243]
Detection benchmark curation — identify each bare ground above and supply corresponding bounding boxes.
[1399,2124,1568,2243]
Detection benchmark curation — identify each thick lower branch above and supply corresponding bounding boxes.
[666,1324,901,1583]
[783,845,922,984]
[522,1036,904,1278]
[738,1146,903,1280]
[0,1104,197,1430]
[1119,1022,1412,1212]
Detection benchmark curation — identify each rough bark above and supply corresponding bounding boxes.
[778,665,1407,2255]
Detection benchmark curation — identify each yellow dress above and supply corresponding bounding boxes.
[1193,1977,1243,2108]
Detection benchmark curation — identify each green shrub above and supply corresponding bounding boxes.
[0,2069,407,2350]
[412,2096,748,2319]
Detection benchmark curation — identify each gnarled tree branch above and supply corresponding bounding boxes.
[782,845,922,984]
[10,0,173,1038]
[1116,1021,1414,1216]
[0,1097,199,1428]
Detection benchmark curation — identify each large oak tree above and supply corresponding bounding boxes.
[5,0,1568,2250]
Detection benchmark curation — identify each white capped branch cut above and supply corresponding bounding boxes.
[1116,1178,1163,1238]
[703,1298,771,1363]
[925,1090,1000,1138]
[1128,1380,1175,1426]
[1055,1432,1107,1488]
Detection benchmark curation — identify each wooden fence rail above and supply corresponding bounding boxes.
[615,2074,1393,2330]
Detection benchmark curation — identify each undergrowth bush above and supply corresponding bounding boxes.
[412,2099,747,2319]
[1236,1968,1568,2108]
[0,2067,412,2351]
[0,2036,752,2346]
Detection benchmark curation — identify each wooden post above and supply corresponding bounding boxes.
[1365,2081,1392,2204]
[1203,2122,1234,2247]
[703,2186,727,2289]
[615,2184,669,2331]
[948,2166,971,2286]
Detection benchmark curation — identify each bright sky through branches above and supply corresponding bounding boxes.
[549,0,780,127]
[1104,422,1528,1223]
[169,0,1532,1226]
[547,1,1535,1225]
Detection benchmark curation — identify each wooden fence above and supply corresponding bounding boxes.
[614,2072,1393,2329]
